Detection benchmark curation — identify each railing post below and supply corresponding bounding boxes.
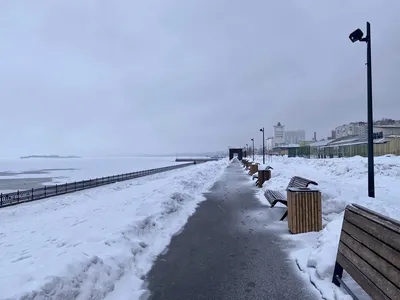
[65,183,68,193]
[1,193,2,206]
[44,186,47,197]
[31,188,34,201]
[55,184,58,195]
[17,190,20,202]
[74,181,77,191]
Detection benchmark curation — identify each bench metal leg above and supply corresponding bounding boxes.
[270,200,278,208]
[280,210,288,221]
[270,200,287,208]
[332,263,359,300]
[332,262,343,286]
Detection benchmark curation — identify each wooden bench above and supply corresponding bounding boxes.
[253,166,273,185]
[332,204,400,300]
[264,176,318,221]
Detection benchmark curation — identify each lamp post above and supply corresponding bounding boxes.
[260,127,265,164]
[349,22,374,198]
[250,138,255,161]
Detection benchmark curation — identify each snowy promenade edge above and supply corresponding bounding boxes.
[252,154,400,300]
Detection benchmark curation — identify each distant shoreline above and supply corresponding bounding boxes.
[20,155,81,159]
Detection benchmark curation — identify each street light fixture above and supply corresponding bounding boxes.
[260,128,265,164]
[250,138,255,161]
[349,22,374,198]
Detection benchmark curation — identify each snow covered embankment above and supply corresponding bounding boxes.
[253,155,400,300]
[0,159,229,300]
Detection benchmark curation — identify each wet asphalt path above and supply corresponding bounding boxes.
[145,160,321,300]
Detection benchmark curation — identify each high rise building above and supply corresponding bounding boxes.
[284,130,305,144]
[273,122,285,146]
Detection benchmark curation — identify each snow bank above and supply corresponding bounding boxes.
[0,159,229,299]
[252,155,400,299]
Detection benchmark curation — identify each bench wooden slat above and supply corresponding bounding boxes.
[340,231,400,289]
[264,190,287,221]
[342,220,400,270]
[348,205,400,237]
[336,251,391,300]
[344,209,400,252]
[286,176,318,190]
[264,190,286,205]
[338,242,399,299]
[333,204,400,299]
[264,190,285,200]
[352,203,400,226]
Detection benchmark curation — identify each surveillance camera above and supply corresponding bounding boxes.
[349,28,364,43]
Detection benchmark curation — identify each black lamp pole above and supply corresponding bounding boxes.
[349,22,374,198]
[251,138,254,161]
[260,128,265,164]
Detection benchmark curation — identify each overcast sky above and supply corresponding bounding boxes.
[0,1,399,157]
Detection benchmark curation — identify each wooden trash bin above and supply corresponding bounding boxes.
[257,169,271,188]
[287,187,322,234]
[245,161,251,169]
[249,164,258,176]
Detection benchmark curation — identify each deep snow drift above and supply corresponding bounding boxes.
[0,159,229,299]
[252,154,400,300]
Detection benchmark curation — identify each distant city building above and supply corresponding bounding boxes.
[374,118,400,126]
[335,122,367,138]
[266,137,274,151]
[285,130,305,144]
[273,122,285,147]
[373,125,400,137]
[331,119,400,140]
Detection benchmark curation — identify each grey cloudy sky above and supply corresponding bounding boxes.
[0,1,399,157]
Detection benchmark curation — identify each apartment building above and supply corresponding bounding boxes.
[335,122,367,138]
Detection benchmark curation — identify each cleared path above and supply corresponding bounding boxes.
[145,160,321,300]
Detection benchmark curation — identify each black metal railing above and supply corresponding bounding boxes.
[0,162,195,208]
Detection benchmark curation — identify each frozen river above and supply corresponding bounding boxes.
[0,157,182,192]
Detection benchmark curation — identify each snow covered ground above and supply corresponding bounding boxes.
[0,158,229,299]
[0,156,185,187]
[252,154,400,300]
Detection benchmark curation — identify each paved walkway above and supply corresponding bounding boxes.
[145,160,321,300]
